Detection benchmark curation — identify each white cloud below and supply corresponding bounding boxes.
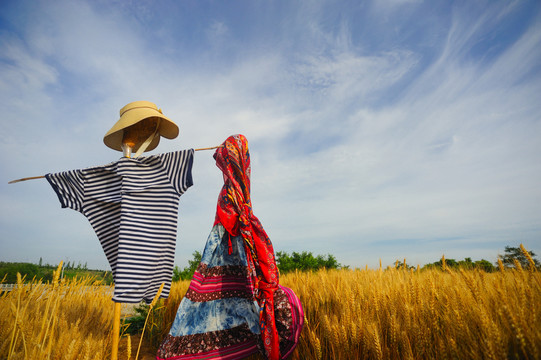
[207,21,229,39]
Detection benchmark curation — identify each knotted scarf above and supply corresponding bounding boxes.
[213,135,280,360]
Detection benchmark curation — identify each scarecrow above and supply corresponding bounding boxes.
[44,101,194,304]
[10,101,201,359]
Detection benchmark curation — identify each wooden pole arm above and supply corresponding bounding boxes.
[194,145,222,151]
[8,145,222,184]
[8,175,45,184]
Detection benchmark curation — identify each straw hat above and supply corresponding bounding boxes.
[103,101,179,152]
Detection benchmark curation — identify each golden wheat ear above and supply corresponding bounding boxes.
[520,244,537,272]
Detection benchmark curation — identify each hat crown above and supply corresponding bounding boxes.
[120,101,159,117]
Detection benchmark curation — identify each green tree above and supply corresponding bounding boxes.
[424,258,459,269]
[474,259,495,272]
[393,260,415,270]
[172,251,202,281]
[498,245,540,269]
[458,257,474,269]
[0,262,43,283]
[276,251,342,273]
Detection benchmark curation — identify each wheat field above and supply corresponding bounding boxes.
[285,266,541,359]
[0,263,116,359]
[2,261,540,359]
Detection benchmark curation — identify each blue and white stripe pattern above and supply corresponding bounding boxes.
[46,150,194,303]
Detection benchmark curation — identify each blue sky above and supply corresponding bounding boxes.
[1,0,540,270]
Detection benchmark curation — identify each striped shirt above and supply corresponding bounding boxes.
[46,150,194,303]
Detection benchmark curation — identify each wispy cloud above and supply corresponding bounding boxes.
[1,0,540,269]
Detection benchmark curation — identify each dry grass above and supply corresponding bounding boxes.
[2,259,540,359]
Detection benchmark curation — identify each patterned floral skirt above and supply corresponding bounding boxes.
[157,224,304,360]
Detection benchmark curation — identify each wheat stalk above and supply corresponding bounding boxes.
[498,258,505,272]
[520,244,537,272]
[127,335,132,360]
[135,282,164,360]
[371,324,383,360]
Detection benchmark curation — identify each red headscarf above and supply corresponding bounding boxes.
[213,135,280,360]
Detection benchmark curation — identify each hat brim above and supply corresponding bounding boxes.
[103,108,179,152]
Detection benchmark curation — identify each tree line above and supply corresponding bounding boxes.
[1,245,538,284]
[170,250,345,282]
[417,245,540,272]
[171,245,539,281]
[0,260,112,284]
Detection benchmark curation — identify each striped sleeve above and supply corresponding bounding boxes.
[158,149,194,195]
[45,170,86,213]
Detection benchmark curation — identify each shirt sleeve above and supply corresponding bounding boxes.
[45,170,86,213]
[157,149,194,195]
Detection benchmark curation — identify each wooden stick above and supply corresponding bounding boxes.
[195,145,222,151]
[111,302,122,360]
[135,283,165,360]
[8,175,45,184]
[8,145,223,184]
